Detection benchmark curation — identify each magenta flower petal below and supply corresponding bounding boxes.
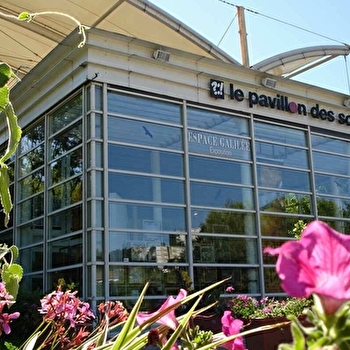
[264,220,350,315]
[137,289,187,330]
[221,310,246,350]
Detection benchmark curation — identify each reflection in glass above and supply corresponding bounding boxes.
[108,173,184,204]
[190,182,254,210]
[191,209,255,236]
[316,196,350,219]
[18,194,44,223]
[108,202,186,231]
[108,117,182,150]
[192,236,257,264]
[48,268,82,293]
[49,94,82,135]
[49,148,82,185]
[315,174,350,197]
[20,120,45,155]
[312,134,350,153]
[313,151,350,176]
[18,169,44,200]
[107,91,181,124]
[264,267,283,293]
[19,145,44,177]
[109,232,186,263]
[48,177,82,212]
[189,155,252,185]
[87,231,104,262]
[254,121,306,146]
[108,145,183,177]
[20,246,43,272]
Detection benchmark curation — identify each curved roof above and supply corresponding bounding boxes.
[251,45,350,78]
[0,0,240,84]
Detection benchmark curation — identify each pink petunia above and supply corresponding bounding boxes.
[221,310,246,350]
[264,220,350,315]
[136,289,187,330]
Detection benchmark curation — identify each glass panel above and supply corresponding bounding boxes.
[189,156,252,184]
[18,194,44,223]
[259,192,312,214]
[108,117,182,150]
[313,219,350,234]
[193,236,257,264]
[191,209,256,236]
[313,151,350,176]
[96,265,104,297]
[96,113,102,138]
[194,266,260,293]
[256,141,308,169]
[188,130,251,160]
[20,245,43,272]
[260,214,311,237]
[254,121,307,146]
[315,174,350,197]
[20,274,43,292]
[109,232,186,263]
[87,230,104,262]
[50,123,82,160]
[95,85,103,111]
[107,92,181,124]
[108,203,186,231]
[109,266,189,297]
[48,177,82,212]
[18,219,44,246]
[49,94,82,135]
[20,120,45,154]
[48,205,82,238]
[47,267,82,292]
[19,145,44,177]
[187,107,249,135]
[312,134,350,153]
[264,267,283,293]
[49,235,82,268]
[18,169,45,200]
[108,173,184,204]
[316,196,350,218]
[49,148,82,185]
[108,145,183,177]
[257,165,310,192]
[190,182,254,210]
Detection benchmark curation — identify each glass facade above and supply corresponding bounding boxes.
[3,83,350,305]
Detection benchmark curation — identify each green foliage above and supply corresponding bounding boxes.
[181,325,214,349]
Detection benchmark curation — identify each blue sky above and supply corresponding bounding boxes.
[148,0,350,95]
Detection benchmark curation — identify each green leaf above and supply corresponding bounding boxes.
[0,243,10,260]
[2,263,23,301]
[0,85,10,109]
[9,245,19,263]
[17,12,31,21]
[0,165,12,227]
[0,63,13,88]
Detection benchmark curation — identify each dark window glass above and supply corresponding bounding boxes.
[48,205,82,238]
[108,145,183,177]
[190,182,253,210]
[189,155,252,185]
[108,117,182,150]
[20,246,43,272]
[108,202,185,231]
[18,194,44,223]
[49,235,82,268]
[107,92,181,124]
[193,236,257,264]
[18,219,44,246]
[47,268,82,292]
[108,173,184,204]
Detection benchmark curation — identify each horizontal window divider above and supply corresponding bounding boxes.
[108,169,185,180]
[108,199,186,207]
[191,178,253,188]
[187,126,251,140]
[107,141,185,154]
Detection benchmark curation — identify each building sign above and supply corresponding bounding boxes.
[209,79,350,126]
[188,130,250,158]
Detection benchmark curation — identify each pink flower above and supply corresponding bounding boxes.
[221,310,246,350]
[0,311,20,335]
[137,289,187,330]
[264,220,350,315]
[226,286,234,293]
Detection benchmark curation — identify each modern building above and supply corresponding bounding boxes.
[1,0,350,308]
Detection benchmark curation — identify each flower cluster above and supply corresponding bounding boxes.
[226,292,312,320]
[0,282,20,336]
